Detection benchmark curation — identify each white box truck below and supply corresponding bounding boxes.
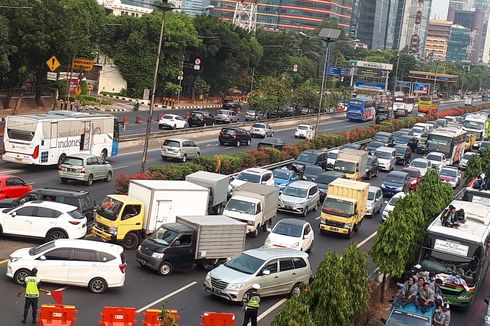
[185,171,229,214]
[223,183,279,237]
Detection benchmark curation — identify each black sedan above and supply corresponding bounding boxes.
[365,155,379,180]
[366,141,384,155]
[257,137,285,150]
[394,145,412,165]
[394,134,418,152]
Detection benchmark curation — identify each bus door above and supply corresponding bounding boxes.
[49,122,58,148]
[80,121,91,151]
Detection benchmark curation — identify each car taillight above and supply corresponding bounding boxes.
[220,131,224,136]
[119,263,126,273]
[32,145,39,159]
[199,116,203,121]
[80,167,85,173]
[230,132,236,137]
[69,220,81,225]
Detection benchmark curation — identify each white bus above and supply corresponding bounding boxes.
[427,127,466,165]
[393,96,416,113]
[463,113,488,140]
[3,111,120,165]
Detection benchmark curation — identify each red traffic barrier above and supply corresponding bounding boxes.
[123,116,129,125]
[143,309,180,326]
[156,113,163,122]
[135,115,143,124]
[38,304,77,326]
[99,306,137,326]
[200,312,236,326]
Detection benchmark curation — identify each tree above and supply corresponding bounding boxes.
[309,251,352,326]
[342,244,370,320]
[272,293,315,326]
[414,170,454,224]
[466,153,483,182]
[0,15,14,79]
[193,76,210,99]
[248,76,292,114]
[289,81,319,110]
[102,12,200,98]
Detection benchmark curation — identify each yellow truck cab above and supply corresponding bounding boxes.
[93,194,145,248]
[465,133,476,151]
[319,178,369,238]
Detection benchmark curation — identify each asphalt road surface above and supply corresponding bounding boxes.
[0,101,487,325]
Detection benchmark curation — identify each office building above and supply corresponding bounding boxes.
[355,0,391,49]
[211,0,354,31]
[447,25,471,62]
[182,0,211,16]
[424,20,452,61]
[398,0,433,59]
[447,8,485,62]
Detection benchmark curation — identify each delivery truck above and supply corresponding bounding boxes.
[185,171,229,214]
[223,183,279,237]
[319,178,369,238]
[333,148,368,180]
[135,215,247,275]
[92,180,209,249]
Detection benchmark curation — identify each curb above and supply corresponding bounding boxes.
[100,94,222,110]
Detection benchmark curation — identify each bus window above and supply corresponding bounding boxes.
[113,118,120,142]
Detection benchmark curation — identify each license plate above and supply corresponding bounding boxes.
[285,206,291,210]
[211,288,222,295]
[330,227,339,232]
[15,158,22,162]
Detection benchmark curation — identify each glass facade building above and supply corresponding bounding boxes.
[447,25,471,62]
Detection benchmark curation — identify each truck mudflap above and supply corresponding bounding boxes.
[319,223,351,235]
[91,226,114,242]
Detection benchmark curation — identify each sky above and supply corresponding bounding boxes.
[430,0,450,19]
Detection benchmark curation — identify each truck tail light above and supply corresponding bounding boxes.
[119,263,126,273]
[32,145,39,159]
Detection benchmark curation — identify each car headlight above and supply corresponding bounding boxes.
[227,283,244,290]
[292,242,300,248]
[247,221,255,226]
[205,273,211,283]
[396,186,403,191]
[381,183,386,188]
[108,226,118,235]
[9,257,21,263]
[152,252,164,259]
[344,223,352,228]
[137,245,142,251]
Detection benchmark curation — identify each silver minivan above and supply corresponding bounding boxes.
[160,138,201,162]
[278,181,320,216]
[374,147,396,171]
[59,153,113,186]
[204,248,312,302]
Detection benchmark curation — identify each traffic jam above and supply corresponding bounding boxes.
[0,105,489,325]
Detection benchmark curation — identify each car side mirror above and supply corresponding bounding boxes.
[266,227,272,232]
[11,212,17,217]
[262,269,271,276]
[39,255,46,261]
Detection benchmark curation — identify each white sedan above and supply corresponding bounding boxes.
[409,158,432,177]
[425,152,446,172]
[158,114,187,129]
[382,192,407,221]
[294,124,315,140]
[264,218,314,252]
[439,167,462,188]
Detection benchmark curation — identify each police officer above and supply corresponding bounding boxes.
[242,284,261,326]
[18,268,41,324]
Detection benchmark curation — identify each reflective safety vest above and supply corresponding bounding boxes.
[25,276,40,298]
[246,294,261,309]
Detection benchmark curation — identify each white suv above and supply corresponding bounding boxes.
[0,201,87,242]
[230,168,274,190]
[7,239,126,293]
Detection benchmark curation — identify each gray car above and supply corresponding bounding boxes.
[278,180,320,216]
[203,248,312,302]
[59,153,113,186]
[216,109,239,124]
[160,138,201,162]
[366,186,383,217]
[250,123,274,138]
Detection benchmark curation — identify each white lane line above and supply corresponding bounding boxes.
[0,169,25,174]
[256,298,288,324]
[315,215,320,220]
[357,231,377,248]
[113,165,129,170]
[136,282,197,313]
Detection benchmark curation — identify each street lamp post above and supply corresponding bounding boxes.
[315,28,341,133]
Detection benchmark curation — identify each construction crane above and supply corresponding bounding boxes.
[232,0,257,33]
[409,0,425,54]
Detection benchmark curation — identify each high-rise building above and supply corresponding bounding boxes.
[447,24,471,62]
[398,0,433,59]
[355,0,391,49]
[182,0,211,16]
[447,8,485,62]
[424,20,452,61]
[211,0,353,31]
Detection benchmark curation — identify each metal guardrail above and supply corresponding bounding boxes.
[119,111,345,142]
[228,138,373,177]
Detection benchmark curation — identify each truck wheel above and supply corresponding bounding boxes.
[122,232,139,250]
[158,261,173,276]
[251,227,259,238]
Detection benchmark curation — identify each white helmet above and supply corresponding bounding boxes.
[252,284,261,290]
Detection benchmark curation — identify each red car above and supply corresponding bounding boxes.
[0,175,32,199]
[402,167,423,190]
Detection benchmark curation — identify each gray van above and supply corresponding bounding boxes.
[204,248,312,302]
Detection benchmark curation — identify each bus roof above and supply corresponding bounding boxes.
[6,111,115,122]
[428,200,490,243]
[429,127,466,137]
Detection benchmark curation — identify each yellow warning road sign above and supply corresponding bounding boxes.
[72,58,94,71]
[46,55,61,72]
[75,85,82,96]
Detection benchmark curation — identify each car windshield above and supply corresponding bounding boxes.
[368,142,383,149]
[322,197,353,217]
[327,151,338,159]
[253,124,265,128]
[463,120,484,129]
[28,241,55,256]
[272,222,303,237]
[297,153,318,164]
[411,160,427,168]
[403,169,419,178]
[304,166,322,175]
[334,161,356,174]
[374,135,390,143]
[283,186,308,198]
[225,198,256,215]
[395,147,406,154]
[389,195,403,206]
[62,157,83,166]
[297,125,309,130]
[462,153,474,160]
[163,140,180,147]
[440,168,458,177]
[367,157,376,166]
[385,175,404,183]
[316,174,336,184]
[224,253,265,275]
[426,154,442,162]
[399,135,412,143]
[96,197,124,221]
[273,169,291,180]
[375,151,392,159]
[385,309,431,326]
[68,210,85,219]
[163,115,174,119]
[236,172,261,183]
[368,191,376,201]
[149,226,179,246]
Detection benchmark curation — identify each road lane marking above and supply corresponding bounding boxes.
[357,231,377,248]
[136,281,197,313]
[315,215,320,220]
[255,298,288,324]
[0,259,9,264]
[113,165,129,170]
[0,169,25,174]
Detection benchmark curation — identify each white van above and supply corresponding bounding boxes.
[414,123,433,132]
[374,147,396,171]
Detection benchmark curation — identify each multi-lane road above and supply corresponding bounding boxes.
[0,101,488,325]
